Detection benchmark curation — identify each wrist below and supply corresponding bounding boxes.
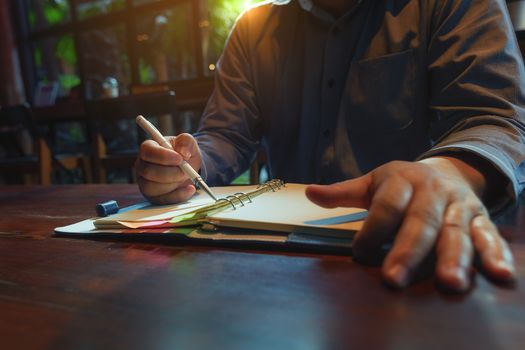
[418,156,487,198]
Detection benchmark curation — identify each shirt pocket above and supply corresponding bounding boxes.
[343,48,418,132]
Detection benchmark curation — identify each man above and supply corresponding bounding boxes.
[136,0,525,292]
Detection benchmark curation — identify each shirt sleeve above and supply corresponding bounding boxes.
[194,12,262,186]
[420,0,525,212]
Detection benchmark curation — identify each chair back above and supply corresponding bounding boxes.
[85,91,177,121]
[0,103,40,157]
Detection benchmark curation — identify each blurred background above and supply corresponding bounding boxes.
[0,0,259,185]
[0,0,523,185]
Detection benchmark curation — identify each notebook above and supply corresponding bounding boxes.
[55,180,367,252]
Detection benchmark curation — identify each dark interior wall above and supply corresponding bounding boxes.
[0,0,25,107]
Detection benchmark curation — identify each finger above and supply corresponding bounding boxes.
[137,176,178,198]
[435,201,475,292]
[351,176,413,263]
[136,159,186,184]
[140,139,183,166]
[305,174,373,209]
[382,188,447,288]
[138,177,196,204]
[471,215,515,281]
[173,133,198,160]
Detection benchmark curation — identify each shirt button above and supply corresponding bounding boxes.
[323,129,331,138]
[332,27,340,37]
[327,79,335,88]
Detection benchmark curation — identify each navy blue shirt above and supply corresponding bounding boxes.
[195,0,525,208]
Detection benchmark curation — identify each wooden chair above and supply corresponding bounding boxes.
[249,150,268,185]
[0,103,92,184]
[0,104,51,184]
[85,91,178,183]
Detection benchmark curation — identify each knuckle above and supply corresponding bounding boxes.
[429,177,447,193]
[373,195,405,217]
[141,165,154,180]
[140,140,153,156]
[140,143,155,162]
[471,214,495,233]
[408,207,441,228]
[137,178,156,200]
[442,220,464,231]
[178,132,193,139]
[465,198,485,215]
[461,194,487,215]
[419,175,446,193]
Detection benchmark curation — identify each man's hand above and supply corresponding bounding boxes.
[305,157,515,292]
[136,133,202,204]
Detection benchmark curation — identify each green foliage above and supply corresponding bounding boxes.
[58,74,81,90]
[77,0,126,20]
[34,47,43,67]
[139,58,155,84]
[28,11,36,28]
[27,0,69,29]
[69,124,86,143]
[44,0,69,25]
[159,7,190,55]
[231,170,251,185]
[56,35,76,66]
[208,0,259,54]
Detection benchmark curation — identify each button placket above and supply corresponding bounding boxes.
[318,23,346,182]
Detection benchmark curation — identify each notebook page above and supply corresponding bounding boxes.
[206,183,366,235]
[94,185,259,227]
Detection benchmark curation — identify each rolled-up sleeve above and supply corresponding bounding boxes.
[420,0,525,210]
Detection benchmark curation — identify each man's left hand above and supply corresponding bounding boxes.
[305,157,515,292]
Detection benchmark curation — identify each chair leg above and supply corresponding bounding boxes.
[38,139,52,185]
[81,156,93,183]
[92,133,107,183]
[249,161,260,185]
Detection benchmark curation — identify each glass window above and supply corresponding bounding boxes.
[136,2,197,84]
[26,0,71,31]
[76,0,126,20]
[200,0,257,76]
[33,34,80,100]
[79,24,131,99]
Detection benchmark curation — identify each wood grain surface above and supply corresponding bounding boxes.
[0,185,524,350]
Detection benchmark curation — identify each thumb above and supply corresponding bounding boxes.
[305,175,372,209]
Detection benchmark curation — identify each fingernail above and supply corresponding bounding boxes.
[387,264,408,287]
[495,260,515,278]
[445,266,468,291]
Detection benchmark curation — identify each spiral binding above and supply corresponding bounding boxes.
[215,197,236,210]
[214,179,285,211]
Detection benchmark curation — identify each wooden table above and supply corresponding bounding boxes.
[1,185,524,349]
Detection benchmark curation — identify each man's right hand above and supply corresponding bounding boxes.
[136,133,202,204]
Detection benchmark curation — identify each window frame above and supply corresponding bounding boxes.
[12,0,211,104]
